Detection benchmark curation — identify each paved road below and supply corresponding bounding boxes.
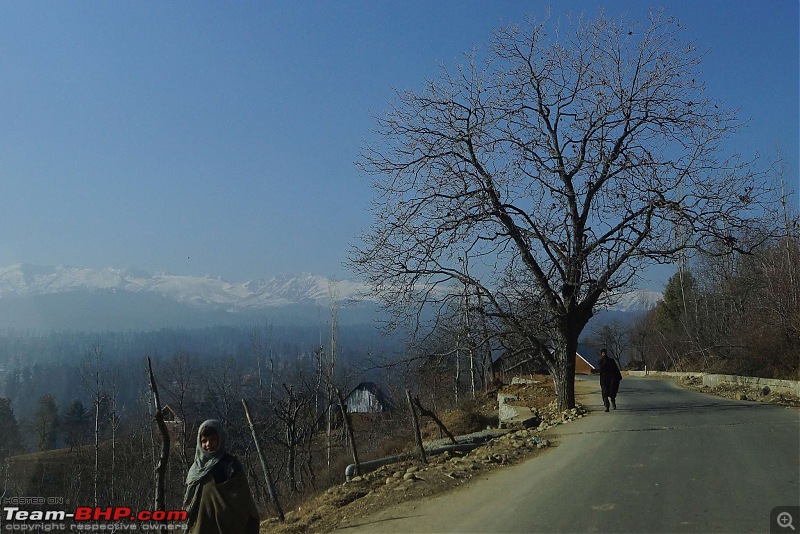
[341,377,800,533]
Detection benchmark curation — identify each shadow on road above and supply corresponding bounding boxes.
[578,381,781,415]
[613,401,775,414]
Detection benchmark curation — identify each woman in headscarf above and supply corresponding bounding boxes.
[183,419,260,534]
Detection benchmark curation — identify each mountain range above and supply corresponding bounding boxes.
[0,264,661,332]
[0,264,366,309]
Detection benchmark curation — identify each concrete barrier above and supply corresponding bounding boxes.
[498,393,539,428]
[627,370,800,396]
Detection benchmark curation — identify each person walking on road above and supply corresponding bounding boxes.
[598,348,622,412]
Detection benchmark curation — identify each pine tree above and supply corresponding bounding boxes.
[62,399,89,451]
[33,394,59,451]
[654,271,697,333]
[0,397,24,457]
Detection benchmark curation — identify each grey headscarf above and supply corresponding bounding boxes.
[183,419,226,510]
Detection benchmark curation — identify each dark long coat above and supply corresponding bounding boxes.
[598,355,623,397]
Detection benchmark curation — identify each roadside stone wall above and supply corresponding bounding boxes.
[627,370,800,396]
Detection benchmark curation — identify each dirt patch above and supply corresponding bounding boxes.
[260,375,591,534]
[420,404,495,440]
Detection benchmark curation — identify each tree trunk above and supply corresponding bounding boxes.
[550,334,577,411]
[147,357,170,511]
[286,420,297,492]
[335,389,361,477]
[94,399,100,507]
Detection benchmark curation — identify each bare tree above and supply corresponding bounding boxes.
[81,341,107,506]
[107,369,123,505]
[250,326,266,404]
[326,280,339,469]
[147,356,170,511]
[591,320,629,367]
[203,357,240,427]
[161,349,198,473]
[629,310,655,371]
[273,383,315,493]
[349,10,778,409]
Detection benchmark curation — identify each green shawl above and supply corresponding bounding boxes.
[184,420,259,534]
[188,470,260,534]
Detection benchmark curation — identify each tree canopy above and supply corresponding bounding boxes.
[350,10,780,409]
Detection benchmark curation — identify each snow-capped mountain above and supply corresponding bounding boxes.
[605,289,662,312]
[0,264,661,312]
[0,264,660,332]
[0,264,370,311]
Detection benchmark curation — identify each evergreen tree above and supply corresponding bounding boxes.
[33,394,59,451]
[62,399,89,451]
[654,271,697,333]
[4,369,20,404]
[0,397,24,457]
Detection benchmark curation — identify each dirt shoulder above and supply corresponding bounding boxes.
[261,376,594,534]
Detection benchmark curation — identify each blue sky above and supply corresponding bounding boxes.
[0,1,797,291]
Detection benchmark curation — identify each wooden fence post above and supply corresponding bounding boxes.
[335,389,361,477]
[413,396,457,444]
[405,388,427,464]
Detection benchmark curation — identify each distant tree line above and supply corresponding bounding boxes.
[0,322,395,422]
[607,228,798,379]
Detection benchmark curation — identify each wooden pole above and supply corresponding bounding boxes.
[334,389,361,477]
[147,356,170,511]
[405,389,427,464]
[242,399,285,522]
[413,396,457,444]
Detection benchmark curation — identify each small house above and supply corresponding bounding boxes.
[491,352,548,382]
[343,382,394,414]
[575,344,601,374]
[161,404,180,424]
[492,346,597,380]
[160,404,184,442]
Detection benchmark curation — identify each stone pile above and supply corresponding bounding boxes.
[535,401,588,431]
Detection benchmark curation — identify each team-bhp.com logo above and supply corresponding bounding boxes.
[4,506,187,531]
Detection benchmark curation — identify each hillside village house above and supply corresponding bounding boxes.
[160,404,184,441]
[492,344,597,382]
[343,382,394,413]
